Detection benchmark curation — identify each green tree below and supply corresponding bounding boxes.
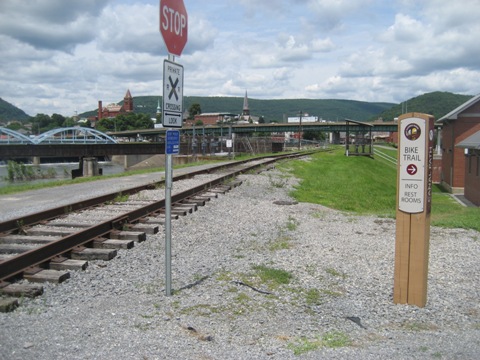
[132,113,154,130]
[62,117,76,127]
[188,103,202,120]
[51,113,65,128]
[303,130,326,141]
[96,117,116,132]
[6,122,24,131]
[97,113,154,132]
[31,113,51,134]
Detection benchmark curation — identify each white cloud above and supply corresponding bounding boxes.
[0,0,108,52]
[0,0,478,117]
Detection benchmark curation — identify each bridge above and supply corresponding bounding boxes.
[0,127,165,172]
[0,127,117,145]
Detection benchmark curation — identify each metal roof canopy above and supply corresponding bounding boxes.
[345,119,374,157]
[456,130,480,150]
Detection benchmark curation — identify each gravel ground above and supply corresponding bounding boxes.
[1,167,479,359]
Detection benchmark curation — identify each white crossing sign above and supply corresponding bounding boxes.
[163,59,184,128]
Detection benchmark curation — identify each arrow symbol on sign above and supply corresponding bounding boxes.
[168,76,179,101]
[406,164,417,175]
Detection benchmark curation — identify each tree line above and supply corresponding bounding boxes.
[3,102,206,135]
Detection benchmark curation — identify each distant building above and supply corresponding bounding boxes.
[90,89,134,127]
[190,113,237,126]
[238,90,260,123]
[189,90,260,126]
[437,93,480,193]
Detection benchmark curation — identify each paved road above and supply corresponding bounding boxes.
[0,162,233,222]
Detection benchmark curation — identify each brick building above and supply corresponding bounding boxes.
[437,94,480,193]
[90,90,134,127]
[456,131,480,206]
[190,113,237,127]
[189,91,259,126]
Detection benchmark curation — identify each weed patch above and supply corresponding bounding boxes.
[287,331,351,355]
[253,265,293,288]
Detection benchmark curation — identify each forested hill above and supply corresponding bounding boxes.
[81,96,395,122]
[377,92,474,121]
[0,97,30,122]
[83,92,474,122]
[1,92,474,123]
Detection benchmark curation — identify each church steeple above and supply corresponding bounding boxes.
[156,98,161,116]
[242,90,250,116]
[124,89,133,112]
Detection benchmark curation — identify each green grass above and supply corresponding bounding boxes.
[252,265,293,287]
[431,188,480,230]
[282,146,479,231]
[287,331,351,355]
[283,147,397,217]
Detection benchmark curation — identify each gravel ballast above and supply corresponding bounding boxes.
[0,167,479,359]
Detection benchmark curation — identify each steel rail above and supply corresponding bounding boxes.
[0,151,314,235]
[0,151,315,282]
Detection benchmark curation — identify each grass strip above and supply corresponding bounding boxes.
[283,146,479,231]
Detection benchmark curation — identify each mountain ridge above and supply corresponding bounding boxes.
[81,96,395,122]
[0,97,31,122]
[0,91,475,124]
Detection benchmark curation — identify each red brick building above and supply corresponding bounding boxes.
[189,113,237,127]
[456,131,480,206]
[90,90,134,127]
[437,94,480,193]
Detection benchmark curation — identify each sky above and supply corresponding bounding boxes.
[0,0,479,117]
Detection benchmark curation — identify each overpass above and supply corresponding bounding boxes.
[109,121,398,139]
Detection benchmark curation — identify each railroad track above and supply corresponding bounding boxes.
[0,151,316,310]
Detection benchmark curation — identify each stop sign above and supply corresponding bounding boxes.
[160,0,188,57]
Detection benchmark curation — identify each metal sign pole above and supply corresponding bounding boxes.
[228,124,232,159]
[160,0,188,298]
[165,54,175,297]
[165,149,173,296]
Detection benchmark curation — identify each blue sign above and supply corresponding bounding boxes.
[166,130,180,155]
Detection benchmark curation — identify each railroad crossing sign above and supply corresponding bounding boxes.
[162,59,184,128]
[159,0,188,57]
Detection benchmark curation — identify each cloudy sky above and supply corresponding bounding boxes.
[1,0,479,117]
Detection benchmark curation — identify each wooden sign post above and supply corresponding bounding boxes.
[394,112,434,307]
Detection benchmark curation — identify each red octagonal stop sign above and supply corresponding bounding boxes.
[160,0,188,57]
